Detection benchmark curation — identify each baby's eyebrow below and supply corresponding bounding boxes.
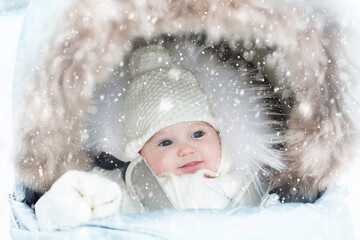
[192,124,211,130]
[149,132,169,142]
[192,121,211,127]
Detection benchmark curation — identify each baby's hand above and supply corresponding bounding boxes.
[35,170,121,230]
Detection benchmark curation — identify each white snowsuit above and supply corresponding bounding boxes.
[35,164,279,230]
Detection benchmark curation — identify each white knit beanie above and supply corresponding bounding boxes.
[123,45,218,159]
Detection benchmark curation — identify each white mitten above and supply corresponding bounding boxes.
[35,170,121,230]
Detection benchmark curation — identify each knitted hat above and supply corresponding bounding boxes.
[123,45,217,159]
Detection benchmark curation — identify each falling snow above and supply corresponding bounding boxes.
[2,0,360,239]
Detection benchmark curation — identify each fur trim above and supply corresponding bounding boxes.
[86,38,284,196]
[13,0,359,202]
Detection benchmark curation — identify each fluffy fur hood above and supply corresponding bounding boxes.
[13,0,360,203]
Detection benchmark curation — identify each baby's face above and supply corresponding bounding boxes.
[140,121,221,176]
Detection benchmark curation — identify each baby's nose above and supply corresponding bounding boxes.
[177,142,196,157]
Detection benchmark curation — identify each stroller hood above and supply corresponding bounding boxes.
[12,0,360,202]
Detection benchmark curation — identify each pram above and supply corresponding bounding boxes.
[9,0,360,238]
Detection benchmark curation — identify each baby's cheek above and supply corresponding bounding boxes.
[210,145,222,168]
[210,141,221,155]
[151,155,170,175]
[145,159,157,174]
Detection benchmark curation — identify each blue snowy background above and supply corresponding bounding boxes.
[0,0,359,239]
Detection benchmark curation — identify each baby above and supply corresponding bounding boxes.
[35,44,278,230]
[122,44,223,175]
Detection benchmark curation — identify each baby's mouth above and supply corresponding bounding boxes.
[179,161,203,169]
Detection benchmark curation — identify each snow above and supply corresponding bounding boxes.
[0,8,26,240]
[1,1,360,239]
[343,155,360,239]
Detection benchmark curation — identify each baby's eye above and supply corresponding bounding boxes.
[160,140,173,146]
[192,131,204,138]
